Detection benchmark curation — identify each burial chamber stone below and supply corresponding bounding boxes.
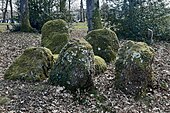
[41,19,69,54]
[85,29,120,63]
[4,47,54,82]
[115,40,155,96]
[49,38,95,91]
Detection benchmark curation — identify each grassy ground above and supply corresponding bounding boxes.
[73,22,88,29]
[70,22,88,38]
[0,23,10,32]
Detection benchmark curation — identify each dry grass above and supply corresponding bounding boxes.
[0,23,10,32]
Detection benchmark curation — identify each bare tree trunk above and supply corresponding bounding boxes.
[20,0,34,32]
[86,0,102,32]
[80,0,84,22]
[60,0,67,20]
[68,0,71,12]
[60,0,66,13]
[1,0,5,20]
[2,0,9,23]
[68,0,72,23]
[9,0,14,23]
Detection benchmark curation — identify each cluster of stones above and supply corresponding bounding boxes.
[4,19,155,97]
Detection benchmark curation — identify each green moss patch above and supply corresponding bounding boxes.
[115,40,155,96]
[41,19,69,54]
[4,47,54,82]
[42,32,69,54]
[0,96,10,105]
[49,38,95,91]
[53,54,59,62]
[85,29,120,63]
[94,56,107,75]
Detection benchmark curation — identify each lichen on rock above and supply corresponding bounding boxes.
[41,19,69,54]
[94,56,107,75]
[4,47,54,82]
[115,40,155,96]
[49,38,95,91]
[85,29,120,63]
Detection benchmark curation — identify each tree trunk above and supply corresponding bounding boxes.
[20,0,34,32]
[60,0,66,13]
[1,0,5,19]
[9,0,14,23]
[68,0,72,23]
[80,0,84,22]
[2,0,9,23]
[60,0,67,20]
[86,0,102,32]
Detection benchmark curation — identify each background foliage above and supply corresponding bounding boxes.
[101,0,170,42]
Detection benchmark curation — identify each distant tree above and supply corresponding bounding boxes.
[1,0,5,19]
[20,0,34,32]
[80,0,85,22]
[2,0,9,23]
[2,0,14,23]
[86,0,102,31]
[101,0,170,42]
[9,0,14,23]
[60,0,67,19]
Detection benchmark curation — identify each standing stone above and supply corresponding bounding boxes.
[4,47,54,82]
[85,29,120,63]
[49,38,95,91]
[41,19,69,54]
[115,40,155,96]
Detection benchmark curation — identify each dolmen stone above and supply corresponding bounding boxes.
[4,47,54,82]
[115,40,155,96]
[41,19,69,54]
[49,38,95,91]
[85,29,120,63]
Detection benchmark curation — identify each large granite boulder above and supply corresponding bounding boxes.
[4,47,54,82]
[115,40,155,96]
[41,19,69,54]
[49,38,95,91]
[85,29,120,63]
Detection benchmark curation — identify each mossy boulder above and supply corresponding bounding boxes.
[43,32,69,54]
[49,38,95,91]
[4,47,54,82]
[115,40,155,96]
[94,56,107,75]
[85,29,120,63]
[41,19,68,38]
[41,19,69,54]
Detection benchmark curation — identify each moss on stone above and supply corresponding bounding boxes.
[41,19,68,38]
[49,38,95,91]
[53,54,59,62]
[41,19,69,54]
[42,32,69,54]
[94,56,107,75]
[4,47,54,82]
[115,40,155,96]
[85,29,120,63]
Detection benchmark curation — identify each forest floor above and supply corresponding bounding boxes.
[0,28,170,112]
